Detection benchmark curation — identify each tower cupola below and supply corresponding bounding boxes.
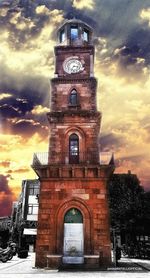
[57,18,93,46]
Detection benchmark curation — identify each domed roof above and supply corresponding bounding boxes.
[58,18,93,32]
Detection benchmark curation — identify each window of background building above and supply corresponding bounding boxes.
[28,205,38,215]
[29,185,39,196]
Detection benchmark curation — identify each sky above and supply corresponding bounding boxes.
[0,0,150,216]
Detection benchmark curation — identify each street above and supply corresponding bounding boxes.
[0,253,149,278]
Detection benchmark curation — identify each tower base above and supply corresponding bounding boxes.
[34,164,114,270]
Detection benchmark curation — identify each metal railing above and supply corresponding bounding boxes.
[100,152,114,165]
[32,152,114,167]
[32,152,48,166]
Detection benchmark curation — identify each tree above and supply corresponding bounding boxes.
[140,191,150,235]
[108,172,144,244]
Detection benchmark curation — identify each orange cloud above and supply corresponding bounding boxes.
[31,105,49,115]
[0,133,48,198]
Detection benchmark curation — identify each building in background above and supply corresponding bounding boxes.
[0,216,11,248]
[11,179,39,254]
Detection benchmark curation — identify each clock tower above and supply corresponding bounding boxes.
[32,19,115,269]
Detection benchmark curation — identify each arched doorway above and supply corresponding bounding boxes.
[63,208,84,264]
[69,133,79,164]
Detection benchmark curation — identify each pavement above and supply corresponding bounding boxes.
[0,253,150,278]
[129,258,150,271]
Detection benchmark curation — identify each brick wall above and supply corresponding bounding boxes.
[35,169,112,268]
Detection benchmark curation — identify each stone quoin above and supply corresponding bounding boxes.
[32,18,115,269]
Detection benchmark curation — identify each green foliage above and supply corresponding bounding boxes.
[108,173,144,232]
[140,191,150,234]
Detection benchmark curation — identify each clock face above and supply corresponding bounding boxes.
[63,58,84,74]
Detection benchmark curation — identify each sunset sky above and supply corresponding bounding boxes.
[0,0,150,216]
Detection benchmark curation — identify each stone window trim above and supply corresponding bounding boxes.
[64,126,86,163]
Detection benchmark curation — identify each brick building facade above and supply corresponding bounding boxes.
[32,19,115,269]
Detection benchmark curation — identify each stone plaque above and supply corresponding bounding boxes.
[63,223,84,264]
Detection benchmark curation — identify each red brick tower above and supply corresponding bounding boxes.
[32,19,115,269]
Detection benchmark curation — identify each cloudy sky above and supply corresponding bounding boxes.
[0,0,150,216]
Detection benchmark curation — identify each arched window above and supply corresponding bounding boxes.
[69,89,78,106]
[69,133,79,164]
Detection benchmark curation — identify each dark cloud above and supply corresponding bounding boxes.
[115,154,145,168]
[0,175,14,217]
[0,175,11,193]
[100,133,124,151]
[0,66,50,103]
[0,95,33,118]
[10,118,48,137]
[111,44,147,79]
[0,104,21,118]
[0,72,50,136]
[126,27,150,64]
